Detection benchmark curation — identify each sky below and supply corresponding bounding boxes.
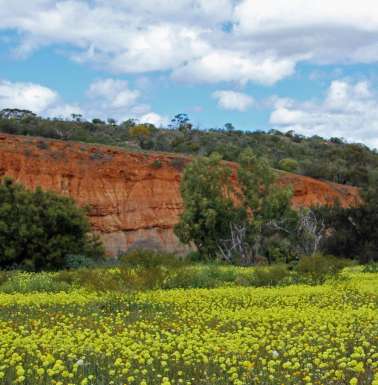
[1,1,378,149]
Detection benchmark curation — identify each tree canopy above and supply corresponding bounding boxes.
[175,150,298,264]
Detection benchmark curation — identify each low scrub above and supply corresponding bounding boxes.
[0,254,358,293]
[0,271,70,293]
[164,265,237,289]
[295,254,351,284]
[252,264,291,287]
[120,249,186,290]
[362,262,378,273]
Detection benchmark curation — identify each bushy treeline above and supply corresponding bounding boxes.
[175,150,378,264]
[1,109,377,188]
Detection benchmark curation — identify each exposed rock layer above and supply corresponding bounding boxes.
[0,134,360,255]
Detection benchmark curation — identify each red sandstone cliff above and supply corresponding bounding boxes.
[0,134,360,256]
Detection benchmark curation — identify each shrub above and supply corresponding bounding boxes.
[296,254,350,284]
[0,272,70,293]
[120,249,185,290]
[64,255,97,269]
[186,251,202,262]
[150,159,162,169]
[164,266,220,289]
[0,178,104,271]
[278,158,299,173]
[0,271,10,286]
[55,268,124,292]
[164,265,240,289]
[120,249,183,269]
[362,262,378,273]
[252,264,291,287]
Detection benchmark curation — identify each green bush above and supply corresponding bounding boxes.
[0,178,104,271]
[296,254,350,284]
[55,268,124,292]
[64,255,97,269]
[0,271,10,286]
[278,158,299,173]
[164,266,220,289]
[252,264,291,287]
[164,265,239,289]
[120,249,186,290]
[120,249,183,269]
[0,272,71,293]
[362,262,378,273]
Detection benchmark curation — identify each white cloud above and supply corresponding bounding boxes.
[45,103,83,119]
[212,90,254,111]
[270,80,378,149]
[173,51,296,85]
[0,80,58,113]
[139,112,169,127]
[2,1,378,86]
[233,0,378,64]
[0,77,165,124]
[87,79,140,109]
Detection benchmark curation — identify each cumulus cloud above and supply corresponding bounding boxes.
[173,51,296,85]
[87,79,140,109]
[45,103,83,119]
[0,80,58,113]
[213,90,254,111]
[0,77,165,125]
[2,1,378,87]
[269,80,378,149]
[139,112,169,127]
[233,0,378,64]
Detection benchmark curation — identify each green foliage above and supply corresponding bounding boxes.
[236,148,298,264]
[0,261,368,294]
[0,178,104,271]
[120,249,186,290]
[0,271,70,293]
[164,267,219,289]
[296,254,350,284]
[174,153,236,260]
[128,124,153,148]
[362,262,378,273]
[120,249,183,269]
[320,176,378,263]
[252,264,291,287]
[163,264,243,289]
[0,271,10,286]
[175,149,297,264]
[64,255,97,269]
[56,268,125,292]
[278,158,299,172]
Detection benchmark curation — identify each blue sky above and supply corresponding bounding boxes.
[1,1,378,148]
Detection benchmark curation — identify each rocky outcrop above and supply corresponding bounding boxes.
[0,134,360,256]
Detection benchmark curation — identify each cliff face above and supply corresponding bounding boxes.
[0,134,360,256]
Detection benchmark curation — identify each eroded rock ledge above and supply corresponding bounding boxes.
[0,134,360,256]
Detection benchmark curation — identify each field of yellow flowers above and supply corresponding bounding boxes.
[0,272,377,385]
